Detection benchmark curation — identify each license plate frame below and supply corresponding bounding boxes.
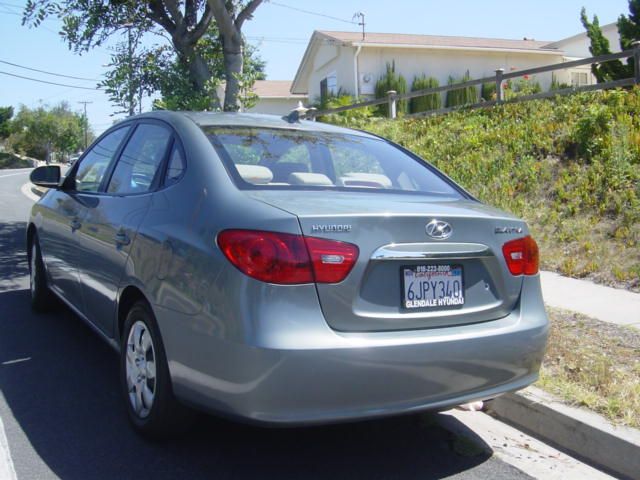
[401,264,465,311]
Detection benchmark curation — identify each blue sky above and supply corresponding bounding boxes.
[0,0,629,135]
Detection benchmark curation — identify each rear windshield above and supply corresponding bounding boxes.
[203,127,462,197]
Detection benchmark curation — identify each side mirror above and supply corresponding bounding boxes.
[30,166,61,188]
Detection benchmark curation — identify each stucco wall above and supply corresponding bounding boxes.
[552,24,621,58]
[307,46,567,102]
[355,47,564,96]
[307,43,356,102]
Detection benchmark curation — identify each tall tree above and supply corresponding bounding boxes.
[100,23,265,113]
[0,106,13,139]
[23,0,264,111]
[580,1,640,82]
[7,103,89,162]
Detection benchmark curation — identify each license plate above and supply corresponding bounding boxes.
[402,264,464,310]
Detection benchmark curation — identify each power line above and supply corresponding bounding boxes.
[0,59,101,82]
[267,1,357,25]
[0,70,101,90]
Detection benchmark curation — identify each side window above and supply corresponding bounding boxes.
[74,126,130,192]
[164,144,185,186]
[107,123,172,195]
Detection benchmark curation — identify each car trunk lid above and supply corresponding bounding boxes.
[249,190,527,332]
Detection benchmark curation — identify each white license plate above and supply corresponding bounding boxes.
[402,265,464,310]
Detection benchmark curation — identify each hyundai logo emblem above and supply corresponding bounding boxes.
[425,219,452,240]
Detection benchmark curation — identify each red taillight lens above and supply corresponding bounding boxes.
[304,236,359,283]
[217,230,358,284]
[217,230,313,284]
[502,235,539,276]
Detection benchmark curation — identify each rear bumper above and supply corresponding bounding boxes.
[161,276,548,425]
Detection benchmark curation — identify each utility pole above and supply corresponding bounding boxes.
[78,101,92,150]
[353,12,365,41]
[123,23,135,116]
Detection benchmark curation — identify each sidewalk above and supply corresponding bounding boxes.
[540,270,640,328]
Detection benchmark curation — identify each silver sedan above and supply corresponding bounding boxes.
[27,111,548,437]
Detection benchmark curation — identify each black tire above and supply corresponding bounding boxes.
[29,233,55,312]
[120,300,193,439]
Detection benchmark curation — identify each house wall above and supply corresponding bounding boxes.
[354,47,564,97]
[307,43,356,102]
[307,46,565,102]
[246,97,308,115]
[552,24,621,58]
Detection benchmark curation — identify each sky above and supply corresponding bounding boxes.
[0,0,629,136]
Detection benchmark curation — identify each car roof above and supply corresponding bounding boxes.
[124,111,378,139]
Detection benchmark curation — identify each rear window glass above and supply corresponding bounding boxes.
[202,127,462,197]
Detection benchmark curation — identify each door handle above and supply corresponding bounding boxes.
[70,218,81,232]
[114,231,130,246]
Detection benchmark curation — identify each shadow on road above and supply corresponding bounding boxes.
[0,220,504,479]
[0,221,29,292]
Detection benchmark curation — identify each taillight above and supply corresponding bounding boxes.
[217,229,358,285]
[502,235,539,276]
[304,236,359,283]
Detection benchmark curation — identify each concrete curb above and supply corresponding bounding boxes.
[487,387,640,480]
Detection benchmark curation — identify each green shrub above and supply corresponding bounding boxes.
[551,74,571,91]
[319,94,374,126]
[445,71,479,108]
[505,76,542,98]
[409,75,441,113]
[481,82,496,101]
[374,61,408,117]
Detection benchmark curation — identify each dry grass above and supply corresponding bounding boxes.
[538,307,640,428]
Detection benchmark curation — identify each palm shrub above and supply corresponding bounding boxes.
[320,94,374,126]
[409,75,441,113]
[445,70,478,108]
[374,61,408,116]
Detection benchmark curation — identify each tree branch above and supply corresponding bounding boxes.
[235,0,263,29]
[208,0,235,39]
[147,0,177,35]
[185,2,213,45]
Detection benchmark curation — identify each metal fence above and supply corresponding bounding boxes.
[306,41,640,120]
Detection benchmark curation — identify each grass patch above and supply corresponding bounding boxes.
[0,152,32,169]
[538,307,640,428]
[336,88,640,291]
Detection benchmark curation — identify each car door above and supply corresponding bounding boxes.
[75,121,174,336]
[39,125,131,313]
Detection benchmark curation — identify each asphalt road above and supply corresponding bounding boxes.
[0,168,532,480]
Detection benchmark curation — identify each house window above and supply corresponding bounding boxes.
[320,72,337,103]
[571,71,589,87]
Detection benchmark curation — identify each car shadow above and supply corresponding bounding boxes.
[0,221,502,480]
[0,221,29,292]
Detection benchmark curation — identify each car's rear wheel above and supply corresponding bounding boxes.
[29,234,54,312]
[120,300,193,439]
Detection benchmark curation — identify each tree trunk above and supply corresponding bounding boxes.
[223,38,243,112]
[176,41,221,109]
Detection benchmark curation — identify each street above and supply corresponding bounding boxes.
[0,169,590,480]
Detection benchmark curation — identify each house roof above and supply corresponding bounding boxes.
[318,30,558,52]
[291,30,564,94]
[251,80,307,98]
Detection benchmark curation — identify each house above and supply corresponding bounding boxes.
[218,80,307,115]
[290,26,621,104]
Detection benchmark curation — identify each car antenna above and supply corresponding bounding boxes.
[283,102,315,123]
